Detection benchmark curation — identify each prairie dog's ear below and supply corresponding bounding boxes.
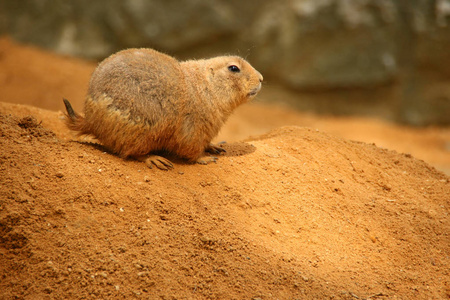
[207,67,215,82]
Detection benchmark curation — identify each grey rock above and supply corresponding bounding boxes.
[247,0,401,89]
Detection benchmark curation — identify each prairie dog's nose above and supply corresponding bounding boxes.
[257,71,263,82]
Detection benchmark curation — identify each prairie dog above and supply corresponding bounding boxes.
[63,48,263,170]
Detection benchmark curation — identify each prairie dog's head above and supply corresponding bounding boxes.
[208,56,263,103]
[182,56,263,109]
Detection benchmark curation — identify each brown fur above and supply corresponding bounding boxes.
[64,48,263,168]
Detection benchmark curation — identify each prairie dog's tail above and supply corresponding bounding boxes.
[63,98,85,132]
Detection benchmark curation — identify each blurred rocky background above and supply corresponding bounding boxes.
[1,0,449,125]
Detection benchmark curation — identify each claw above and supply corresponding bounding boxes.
[205,143,226,155]
[147,155,174,170]
[136,155,174,170]
[196,156,218,165]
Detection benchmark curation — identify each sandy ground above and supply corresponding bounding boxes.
[0,36,449,299]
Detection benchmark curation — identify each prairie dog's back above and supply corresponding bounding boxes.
[88,48,186,125]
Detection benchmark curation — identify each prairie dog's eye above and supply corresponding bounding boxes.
[228,65,240,73]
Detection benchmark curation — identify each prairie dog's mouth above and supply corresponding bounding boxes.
[248,82,262,97]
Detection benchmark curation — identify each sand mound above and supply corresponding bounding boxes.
[0,36,449,299]
[1,105,448,299]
